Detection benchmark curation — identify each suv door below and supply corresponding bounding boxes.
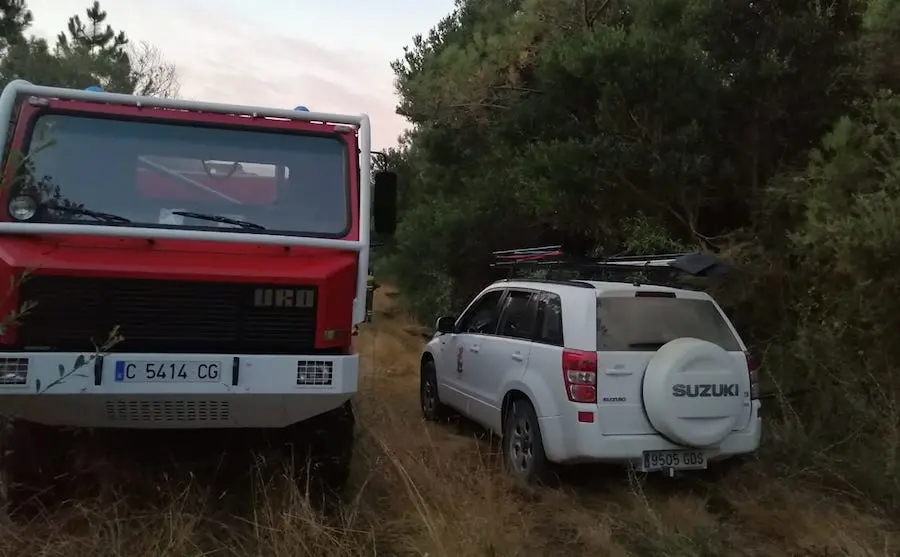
[437,288,505,416]
[466,288,538,432]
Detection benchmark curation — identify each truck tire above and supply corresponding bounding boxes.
[3,420,73,521]
[290,400,355,498]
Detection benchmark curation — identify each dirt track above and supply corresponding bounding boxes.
[0,286,896,556]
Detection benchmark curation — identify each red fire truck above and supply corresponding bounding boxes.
[0,80,397,514]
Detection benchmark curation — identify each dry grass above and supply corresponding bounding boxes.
[0,286,897,557]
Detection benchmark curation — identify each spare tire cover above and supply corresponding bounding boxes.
[642,337,746,447]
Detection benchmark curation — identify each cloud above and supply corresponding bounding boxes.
[147,3,406,148]
[25,0,424,149]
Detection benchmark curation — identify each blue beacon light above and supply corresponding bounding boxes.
[294,105,310,112]
[85,85,103,92]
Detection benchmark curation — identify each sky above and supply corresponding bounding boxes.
[23,0,457,149]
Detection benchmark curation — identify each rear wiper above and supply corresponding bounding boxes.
[170,211,265,230]
[628,341,667,350]
[48,205,131,224]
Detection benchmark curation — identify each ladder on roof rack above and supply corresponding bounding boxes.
[489,245,729,287]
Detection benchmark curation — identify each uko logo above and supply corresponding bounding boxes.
[672,383,740,398]
[253,288,315,309]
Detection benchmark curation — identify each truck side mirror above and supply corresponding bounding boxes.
[372,170,397,236]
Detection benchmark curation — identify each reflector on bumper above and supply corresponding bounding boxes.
[0,357,28,385]
[296,360,334,386]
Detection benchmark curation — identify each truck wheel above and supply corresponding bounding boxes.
[420,358,448,421]
[502,398,549,484]
[293,401,355,498]
[3,420,73,521]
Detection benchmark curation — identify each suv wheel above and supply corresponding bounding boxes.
[420,359,447,421]
[502,398,548,483]
[3,420,73,521]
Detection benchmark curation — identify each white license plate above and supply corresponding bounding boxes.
[641,450,708,471]
[113,361,222,383]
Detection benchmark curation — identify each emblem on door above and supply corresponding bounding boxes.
[456,345,464,373]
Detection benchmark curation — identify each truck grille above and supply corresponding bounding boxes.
[15,276,317,354]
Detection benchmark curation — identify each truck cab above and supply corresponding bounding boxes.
[0,80,397,515]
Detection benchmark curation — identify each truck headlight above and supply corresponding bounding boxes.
[8,195,38,221]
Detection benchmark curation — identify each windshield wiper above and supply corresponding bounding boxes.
[628,341,668,350]
[48,205,131,224]
[170,211,265,230]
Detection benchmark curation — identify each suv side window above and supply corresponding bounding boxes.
[497,289,538,340]
[534,292,564,346]
[457,289,505,335]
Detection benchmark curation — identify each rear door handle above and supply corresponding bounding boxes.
[511,352,525,362]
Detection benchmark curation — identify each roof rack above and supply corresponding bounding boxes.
[490,245,729,288]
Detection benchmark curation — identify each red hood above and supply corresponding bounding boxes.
[0,235,356,283]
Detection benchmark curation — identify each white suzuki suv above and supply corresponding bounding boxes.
[419,248,761,482]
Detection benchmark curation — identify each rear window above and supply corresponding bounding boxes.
[596,296,741,352]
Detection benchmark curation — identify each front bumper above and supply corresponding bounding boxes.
[0,351,358,429]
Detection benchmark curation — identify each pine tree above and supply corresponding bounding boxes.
[54,1,134,92]
[0,0,58,89]
[0,1,177,95]
[0,0,32,52]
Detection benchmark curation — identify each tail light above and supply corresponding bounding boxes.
[745,351,760,399]
[562,349,597,403]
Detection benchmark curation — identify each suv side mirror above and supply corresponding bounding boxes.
[372,170,397,236]
[435,316,456,334]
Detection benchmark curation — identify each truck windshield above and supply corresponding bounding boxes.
[17,113,350,237]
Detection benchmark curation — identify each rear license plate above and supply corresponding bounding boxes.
[114,361,222,383]
[641,450,708,471]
